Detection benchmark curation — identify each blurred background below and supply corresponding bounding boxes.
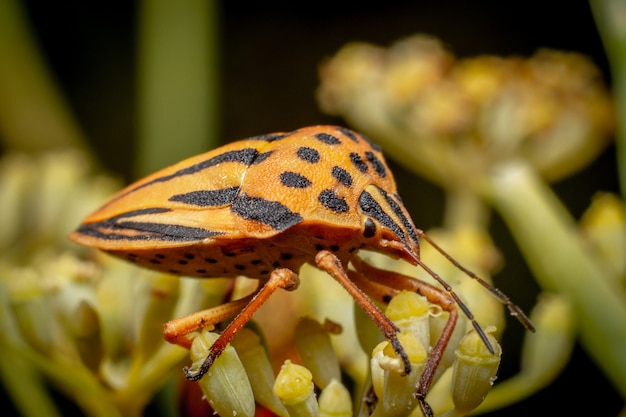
[3,1,622,415]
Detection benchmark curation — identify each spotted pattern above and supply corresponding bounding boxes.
[315,133,342,145]
[280,172,312,188]
[366,151,386,178]
[318,189,349,213]
[331,166,353,187]
[349,152,369,173]
[230,193,303,230]
[297,147,320,163]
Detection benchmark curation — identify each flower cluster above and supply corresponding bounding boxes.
[0,150,232,416]
[317,32,625,412]
[0,149,575,417]
[318,35,613,188]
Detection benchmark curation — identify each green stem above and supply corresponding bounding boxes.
[136,0,220,178]
[443,187,490,230]
[482,161,626,398]
[590,0,626,199]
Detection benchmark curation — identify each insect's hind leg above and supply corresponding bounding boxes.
[163,268,300,381]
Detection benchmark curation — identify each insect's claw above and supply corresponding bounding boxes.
[390,336,412,376]
[184,355,214,381]
[418,396,434,417]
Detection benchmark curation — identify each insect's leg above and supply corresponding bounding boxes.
[315,250,411,376]
[163,296,252,349]
[350,257,457,416]
[178,268,300,381]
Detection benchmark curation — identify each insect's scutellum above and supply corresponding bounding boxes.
[69,125,534,416]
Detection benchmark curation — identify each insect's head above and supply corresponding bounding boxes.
[357,184,420,263]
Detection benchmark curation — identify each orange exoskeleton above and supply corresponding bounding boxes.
[70,125,533,416]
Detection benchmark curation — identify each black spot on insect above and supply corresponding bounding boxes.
[251,259,263,265]
[315,244,324,251]
[314,235,324,240]
[337,127,360,143]
[331,166,353,187]
[204,258,218,264]
[196,269,207,274]
[297,147,320,164]
[382,294,393,303]
[155,254,166,259]
[349,152,368,173]
[170,187,240,207]
[224,252,236,257]
[359,191,406,244]
[363,218,377,238]
[318,190,349,213]
[184,253,195,260]
[315,133,342,145]
[280,172,312,188]
[330,244,340,252]
[260,270,270,275]
[272,261,280,268]
[365,151,386,178]
[178,260,188,265]
[231,194,303,231]
[281,253,293,261]
[235,264,246,271]
[150,259,161,264]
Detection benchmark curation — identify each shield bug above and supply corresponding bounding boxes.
[70,125,533,415]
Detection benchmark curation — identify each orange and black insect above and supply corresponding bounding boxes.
[70,125,533,415]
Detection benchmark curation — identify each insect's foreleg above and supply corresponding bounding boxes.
[315,250,411,376]
[172,268,300,381]
[351,256,458,414]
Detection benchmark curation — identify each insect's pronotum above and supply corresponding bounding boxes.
[70,125,534,416]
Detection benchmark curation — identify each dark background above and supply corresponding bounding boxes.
[10,1,623,415]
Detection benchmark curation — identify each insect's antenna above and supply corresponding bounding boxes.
[413,256,496,354]
[417,231,536,332]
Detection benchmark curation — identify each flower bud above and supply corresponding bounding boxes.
[294,317,341,389]
[318,379,353,417]
[274,360,318,417]
[385,290,431,350]
[371,332,427,417]
[451,326,501,413]
[580,192,626,281]
[231,328,289,417]
[190,330,255,417]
